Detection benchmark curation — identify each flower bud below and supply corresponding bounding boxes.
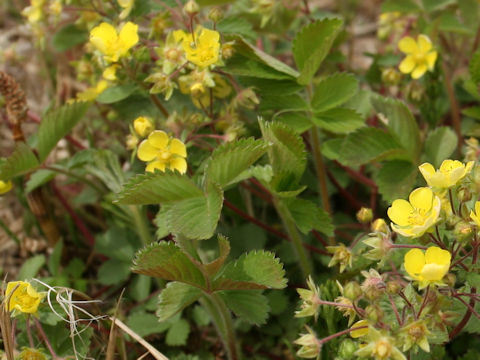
[386,280,401,295]
[457,187,472,202]
[344,281,362,300]
[183,0,200,15]
[381,67,401,85]
[338,339,358,359]
[0,180,13,195]
[454,221,474,243]
[208,7,224,23]
[221,43,235,59]
[371,218,388,233]
[294,327,321,359]
[235,88,260,110]
[190,83,206,98]
[365,305,383,322]
[444,273,456,287]
[356,207,373,224]
[133,116,155,137]
[19,347,48,360]
[126,134,139,150]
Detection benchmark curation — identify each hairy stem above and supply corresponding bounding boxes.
[129,205,153,245]
[310,128,332,218]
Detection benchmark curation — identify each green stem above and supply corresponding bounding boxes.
[129,205,153,245]
[200,293,240,360]
[309,127,333,221]
[272,196,313,278]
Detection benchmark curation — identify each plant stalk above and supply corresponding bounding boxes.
[200,293,241,360]
[272,197,313,277]
[129,205,154,245]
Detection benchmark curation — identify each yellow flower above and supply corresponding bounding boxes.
[174,27,220,68]
[388,187,441,238]
[404,247,451,288]
[76,80,108,101]
[0,180,13,195]
[22,0,45,23]
[49,0,62,16]
[398,35,437,79]
[470,201,480,227]
[355,327,406,360]
[419,160,474,188]
[133,116,154,137]
[102,64,120,81]
[350,320,369,338]
[326,243,352,273]
[118,0,134,19]
[5,281,43,314]
[89,22,139,63]
[137,130,187,174]
[399,320,431,352]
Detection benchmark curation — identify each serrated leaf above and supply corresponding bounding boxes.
[157,282,202,322]
[213,251,287,291]
[225,54,294,80]
[238,77,303,96]
[205,138,267,188]
[18,254,45,280]
[423,127,457,168]
[276,111,313,133]
[127,311,170,337]
[0,142,39,180]
[321,138,344,161]
[422,0,455,12]
[219,290,269,325]
[259,120,306,182]
[132,242,207,289]
[165,318,190,346]
[313,108,364,134]
[438,12,473,35]
[25,169,55,193]
[37,101,89,162]
[375,160,417,202]
[293,18,343,85]
[466,273,480,288]
[115,171,202,204]
[260,94,309,112]
[311,73,358,112]
[470,52,480,84]
[165,184,223,240]
[339,127,407,166]
[98,259,130,285]
[217,17,256,40]
[204,235,231,276]
[284,198,334,236]
[371,95,420,163]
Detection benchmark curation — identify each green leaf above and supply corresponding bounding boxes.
[284,198,334,236]
[127,311,170,338]
[470,52,480,84]
[422,0,456,12]
[18,254,45,280]
[423,127,457,168]
[213,251,287,291]
[374,160,417,202]
[238,77,302,96]
[132,242,207,289]
[164,183,223,240]
[339,127,407,166]
[0,142,39,180]
[260,94,309,112]
[115,171,203,205]
[225,54,295,80]
[276,111,313,133]
[293,18,343,85]
[52,24,88,52]
[466,273,480,288]
[166,318,190,346]
[198,0,232,4]
[217,17,256,40]
[48,240,63,276]
[219,290,270,325]
[371,95,420,163]
[128,275,151,302]
[313,108,364,134]
[25,169,55,193]
[205,138,267,188]
[463,106,480,119]
[259,120,307,182]
[96,84,137,104]
[98,259,131,285]
[204,235,231,276]
[311,73,358,112]
[37,101,89,162]
[157,282,202,322]
[438,12,473,35]
[381,0,421,12]
[321,138,344,161]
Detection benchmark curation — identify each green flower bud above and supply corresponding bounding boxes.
[365,305,383,323]
[454,221,474,243]
[344,281,362,300]
[457,187,472,202]
[386,281,401,295]
[381,67,401,85]
[183,0,200,15]
[444,273,456,287]
[208,7,224,23]
[371,218,388,233]
[338,339,358,359]
[356,207,373,224]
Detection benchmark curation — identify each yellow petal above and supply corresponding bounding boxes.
[411,64,427,79]
[199,28,220,44]
[440,159,462,172]
[169,157,187,174]
[146,160,166,172]
[476,201,480,216]
[417,34,432,53]
[350,320,369,338]
[420,263,448,281]
[118,21,139,52]
[169,138,187,157]
[426,51,437,70]
[173,29,188,43]
[424,246,451,266]
[466,161,475,173]
[102,65,119,80]
[398,36,418,54]
[471,208,480,227]
[388,199,413,226]
[137,140,158,161]
[90,22,117,53]
[148,130,169,149]
[399,55,416,74]
[0,180,13,195]
[409,187,433,212]
[418,163,435,185]
[404,248,425,279]
[117,0,133,8]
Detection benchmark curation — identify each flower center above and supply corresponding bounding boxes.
[375,339,392,358]
[414,52,426,63]
[407,208,428,226]
[158,149,172,161]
